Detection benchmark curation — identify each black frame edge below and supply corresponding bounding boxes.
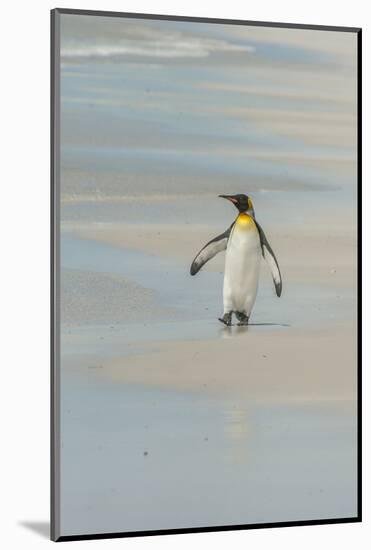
[356,27,362,523]
[51,7,61,543]
[50,8,55,542]
[53,7,361,33]
[56,517,361,542]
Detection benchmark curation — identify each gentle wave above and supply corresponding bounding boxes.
[61,192,218,204]
[61,37,255,60]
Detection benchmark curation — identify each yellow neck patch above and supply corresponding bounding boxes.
[236,213,254,228]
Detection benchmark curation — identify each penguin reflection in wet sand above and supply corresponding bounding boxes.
[190,194,282,326]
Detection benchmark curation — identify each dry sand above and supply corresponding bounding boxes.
[96,325,357,405]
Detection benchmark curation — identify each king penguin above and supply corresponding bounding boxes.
[190,194,282,326]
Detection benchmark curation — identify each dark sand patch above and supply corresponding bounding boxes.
[61,268,176,325]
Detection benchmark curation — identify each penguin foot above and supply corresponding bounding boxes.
[235,312,249,326]
[218,312,232,326]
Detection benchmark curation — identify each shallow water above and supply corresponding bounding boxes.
[60,371,356,535]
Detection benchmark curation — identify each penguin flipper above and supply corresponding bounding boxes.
[255,220,282,297]
[190,225,233,276]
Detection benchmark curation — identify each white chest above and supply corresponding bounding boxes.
[223,215,261,313]
[226,217,260,266]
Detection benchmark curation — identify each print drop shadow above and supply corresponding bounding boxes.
[19,521,50,539]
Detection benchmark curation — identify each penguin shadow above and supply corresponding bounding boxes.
[248,322,290,327]
[219,322,290,337]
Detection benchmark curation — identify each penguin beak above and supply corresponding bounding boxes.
[219,195,238,204]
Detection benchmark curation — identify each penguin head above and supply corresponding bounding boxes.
[219,194,254,215]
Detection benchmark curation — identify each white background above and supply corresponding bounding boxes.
[0,0,368,548]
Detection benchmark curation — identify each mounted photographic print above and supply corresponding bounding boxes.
[51,8,361,542]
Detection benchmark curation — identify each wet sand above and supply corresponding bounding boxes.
[62,218,357,405]
[59,218,357,536]
[61,268,177,325]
